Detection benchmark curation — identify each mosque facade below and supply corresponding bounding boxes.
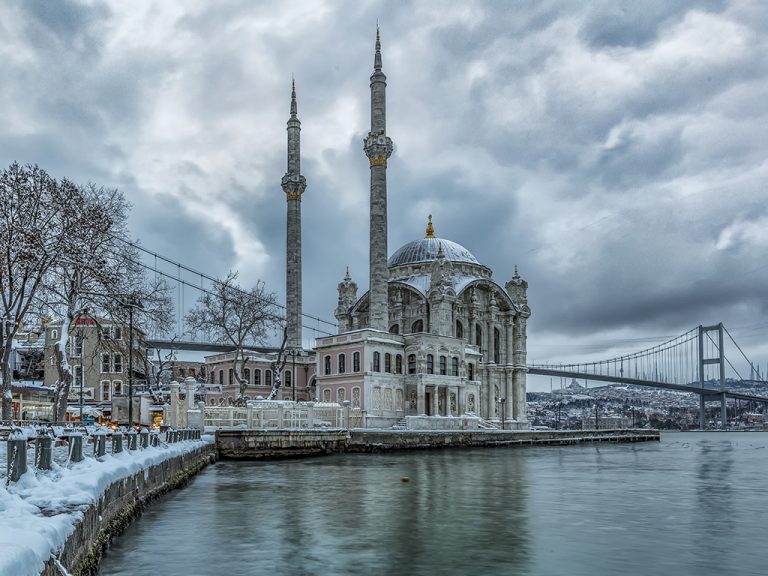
[306,31,532,428]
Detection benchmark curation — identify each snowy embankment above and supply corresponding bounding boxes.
[0,436,213,576]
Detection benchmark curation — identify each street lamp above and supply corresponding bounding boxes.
[500,397,506,430]
[123,295,143,429]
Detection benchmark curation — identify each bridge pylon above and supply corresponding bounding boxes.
[697,323,726,430]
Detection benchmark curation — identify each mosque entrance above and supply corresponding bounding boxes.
[425,392,432,415]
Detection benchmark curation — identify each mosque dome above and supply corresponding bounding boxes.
[388,215,482,268]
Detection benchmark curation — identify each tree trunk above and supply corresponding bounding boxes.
[1,339,13,420]
[52,315,73,422]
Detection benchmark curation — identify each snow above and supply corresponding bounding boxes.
[0,434,213,576]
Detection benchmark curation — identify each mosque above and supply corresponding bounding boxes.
[206,30,531,428]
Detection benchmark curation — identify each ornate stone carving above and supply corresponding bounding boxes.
[364,132,393,166]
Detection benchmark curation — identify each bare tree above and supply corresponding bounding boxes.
[0,163,76,419]
[186,272,280,398]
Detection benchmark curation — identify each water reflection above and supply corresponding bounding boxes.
[100,433,768,576]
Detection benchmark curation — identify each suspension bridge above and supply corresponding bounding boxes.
[528,324,768,429]
[119,236,768,428]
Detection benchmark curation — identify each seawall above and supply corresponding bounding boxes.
[216,428,660,459]
[40,442,217,576]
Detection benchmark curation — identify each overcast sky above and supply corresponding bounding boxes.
[2,0,767,389]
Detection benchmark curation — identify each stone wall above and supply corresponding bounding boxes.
[216,428,659,459]
[216,429,350,460]
[40,443,216,576]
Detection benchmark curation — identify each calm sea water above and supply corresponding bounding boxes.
[99,432,768,576]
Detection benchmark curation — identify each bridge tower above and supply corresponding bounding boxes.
[281,79,306,350]
[697,323,727,430]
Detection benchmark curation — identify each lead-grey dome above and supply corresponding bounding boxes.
[388,237,481,268]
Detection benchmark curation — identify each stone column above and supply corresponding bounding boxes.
[444,386,452,416]
[169,381,180,428]
[431,386,439,417]
[417,378,426,415]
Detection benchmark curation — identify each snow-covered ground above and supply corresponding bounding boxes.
[1,432,212,576]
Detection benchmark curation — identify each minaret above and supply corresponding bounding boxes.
[363,27,394,331]
[281,79,306,349]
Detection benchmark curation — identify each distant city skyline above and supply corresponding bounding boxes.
[2,1,767,391]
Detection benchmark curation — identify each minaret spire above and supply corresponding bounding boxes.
[282,79,306,349]
[364,26,394,331]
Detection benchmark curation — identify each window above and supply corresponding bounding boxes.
[468,363,474,380]
[427,354,434,374]
[385,353,392,373]
[244,368,251,385]
[218,370,224,385]
[352,386,361,408]
[265,370,272,387]
[408,354,416,374]
[389,324,399,335]
[494,328,501,363]
[101,380,111,401]
[112,354,122,373]
[51,329,58,340]
[338,353,346,374]
[396,354,403,374]
[373,352,381,372]
[475,324,482,347]
[254,369,261,386]
[452,357,459,377]
[439,355,447,375]
[113,380,123,396]
[337,387,346,402]
[285,370,292,387]
[353,351,360,372]
[70,335,83,357]
[228,369,233,385]
[456,321,464,340]
[323,389,331,402]
[411,319,423,333]
[324,355,331,375]
[112,326,122,340]
[101,353,110,373]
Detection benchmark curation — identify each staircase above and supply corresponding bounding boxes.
[391,417,408,430]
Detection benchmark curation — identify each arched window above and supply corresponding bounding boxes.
[228,369,233,385]
[244,368,251,385]
[265,370,272,387]
[254,369,261,386]
[396,354,403,374]
[452,357,459,377]
[385,353,392,373]
[411,319,423,333]
[353,351,360,372]
[494,327,501,363]
[338,353,346,374]
[427,354,434,374]
[218,370,224,386]
[475,324,483,348]
[324,355,331,375]
[285,370,292,387]
[389,324,399,335]
[352,386,361,408]
[337,387,346,402]
[373,352,381,372]
[323,389,331,402]
[456,321,464,340]
[468,363,474,380]
[439,355,447,375]
[408,354,416,374]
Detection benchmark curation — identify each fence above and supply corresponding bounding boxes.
[203,401,364,429]
[2,426,201,485]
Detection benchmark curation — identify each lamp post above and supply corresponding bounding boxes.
[123,295,143,429]
[500,397,506,430]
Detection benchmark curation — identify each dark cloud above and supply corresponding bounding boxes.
[2,0,768,386]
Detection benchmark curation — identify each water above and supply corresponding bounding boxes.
[99,432,768,576]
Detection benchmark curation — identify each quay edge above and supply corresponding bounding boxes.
[215,428,660,459]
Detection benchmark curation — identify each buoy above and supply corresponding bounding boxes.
[401,476,410,482]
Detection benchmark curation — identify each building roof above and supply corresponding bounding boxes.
[388,237,481,268]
